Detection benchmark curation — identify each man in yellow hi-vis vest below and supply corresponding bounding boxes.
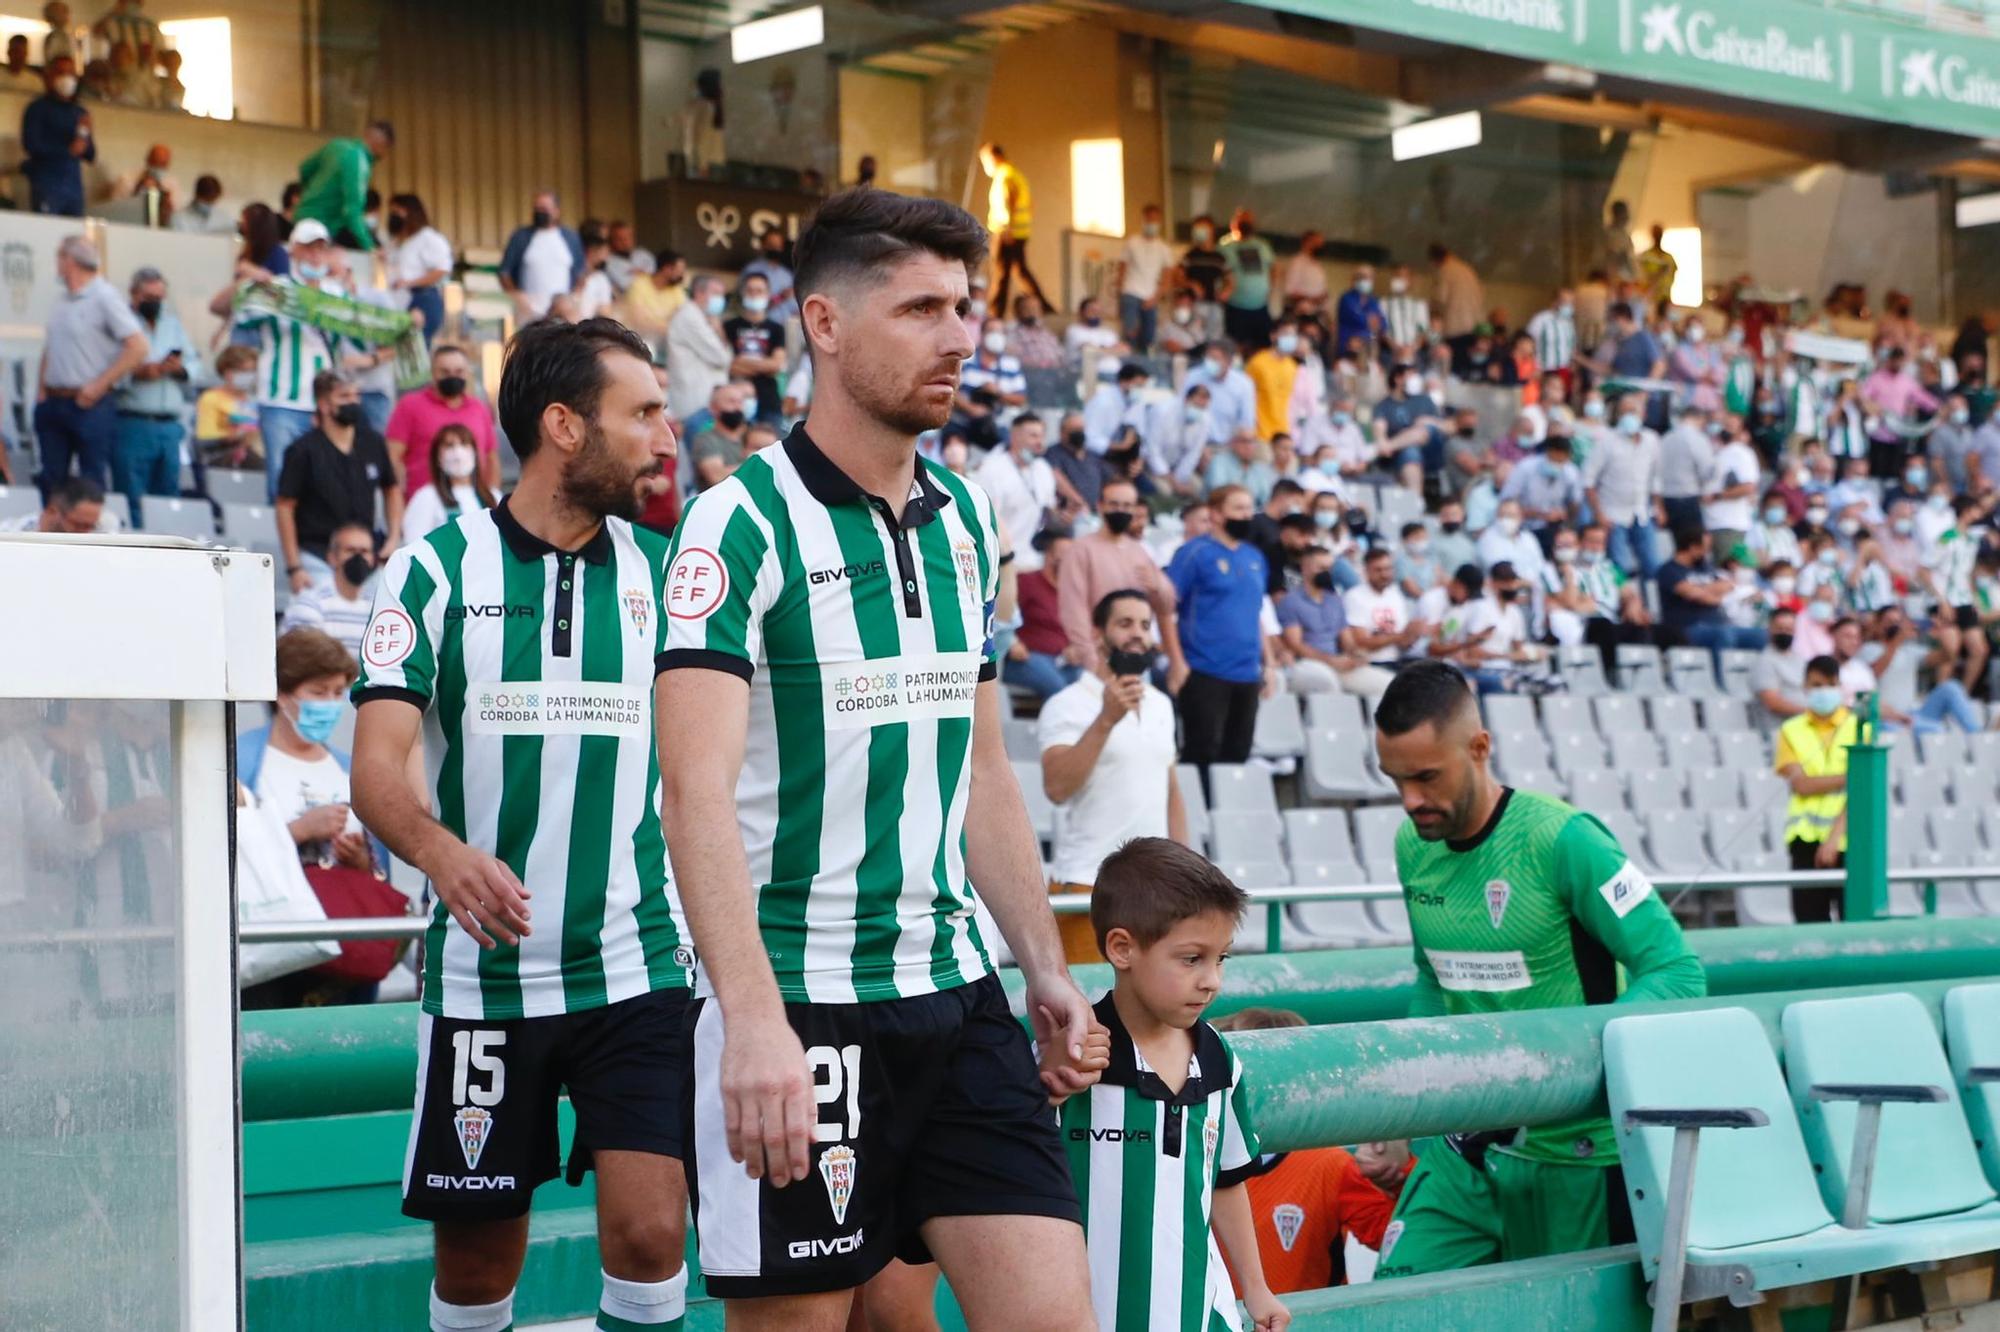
[978,142,1049,314]
[1774,654,1856,923]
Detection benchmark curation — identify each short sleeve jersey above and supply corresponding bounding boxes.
[1395,787,1704,1165]
[656,426,1000,1005]
[354,501,691,1019]
[1062,996,1259,1332]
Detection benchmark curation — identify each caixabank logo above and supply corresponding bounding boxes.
[1883,37,2000,112]
[1630,1,1843,85]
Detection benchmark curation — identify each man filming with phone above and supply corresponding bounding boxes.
[1037,588,1188,963]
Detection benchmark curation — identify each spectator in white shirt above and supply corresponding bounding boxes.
[1341,546,1422,666]
[1147,383,1211,497]
[1064,295,1127,360]
[1116,204,1176,353]
[1704,422,1763,559]
[974,412,1058,570]
[1082,362,1150,456]
[1038,589,1186,964]
[384,193,453,345]
[279,522,377,657]
[1476,498,1547,586]
[665,275,732,422]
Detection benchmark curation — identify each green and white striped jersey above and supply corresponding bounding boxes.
[233,277,352,411]
[1928,527,1978,608]
[354,501,691,1020]
[657,426,999,1005]
[1061,996,1259,1332]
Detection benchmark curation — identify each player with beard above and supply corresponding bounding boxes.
[655,188,1105,1329]
[1368,660,1703,1280]
[352,317,695,1332]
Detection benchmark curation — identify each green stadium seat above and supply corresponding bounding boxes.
[1606,1006,1890,1324]
[1781,992,2000,1231]
[1943,984,2000,1190]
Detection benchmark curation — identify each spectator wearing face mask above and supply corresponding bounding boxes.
[1205,430,1277,507]
[1082,362,1150,456]
[1183,340,1256,446]
[1220,210,1277,350]
[195,345,264,470]
[384,193,453,345]
[1157,289,1204,355]
[1865,607,1983,736]
[1371,364,1445,496]
[1148,384,1212,497]
[1497,434,1582,549]
[1065,295,1128,362]
[740,227,796,325]
[1005,293,1065,370]
[239,628,372,876]
[723,271,787,424]
[960,325,1028,409]
[114,266,200,522]
[1658,524,1766,661]
[1702,422,1762,561]
[976,412,1057,571]
[1931,394,1976,492]
[1378,265,1430,366]
[1245,319,1307,442]
[1752,607,1807,724]
[384,343,498,495]
[1394,521,1444,600]
[1045,413,1111,514]
[1003,529,1082,701]
[1924,494,1989,693]
[1279,544,1391,701]
[1059,477,1186,677]
[1428,499,1475,575]
[1115,204,1175,353]
[281,521,379,655]
[1776,655,1854,921]
[1657,403,1714,534]
[275,371,400,593]
[1332,265,1383,360]
[688,382,752,492]
[1475,498,1546,586]
[498,190,585,321]
[399,424,496,546]
[1179,215,1229,340]
[22,56,92,217]
[1583,391,1664,578]
[1747,491,1803,572]
[1170,484,1274,771]
[665,274,733,421]
[1342,546,1423,669]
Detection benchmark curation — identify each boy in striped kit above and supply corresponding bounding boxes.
[1058,838,1290,1332]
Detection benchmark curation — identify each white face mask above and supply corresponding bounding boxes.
[1275,333,1299,355]
[1403,374,1425,396]
[1173,306,1193,325]
[54,75,78,97]
[741,295,770,316]
[1686,325,1706,344]
[227,370,255,391]
[1498,516,1522,537]
[983,330,1008,355]
[1771,575,1797,596]
[1390,277,1408,294]
[440,445,477,481]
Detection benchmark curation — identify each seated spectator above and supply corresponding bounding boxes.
[1475,499,1546,585]
[1083,361,1149,455]
[1205,430,1277,507]
[0,476,118,533]
[688,382,752,492]
[1924,495,1988,693]
[1278,543,1391,701]
[1045,412,1109,514]
[172,174,233,235]
[1003,529,1081,701]
[1005,294,1065,370]
[1454,560,1541,693]
[1747,490,1803,571]
[1184,339,1257,446]
[195,345,263,469]
[1063,294,1127,360]
[959,326,1028,409]
[1298,395,1369,489]
[274,370,401,594]
[1370,365,1444,495]
[1146,383,1211,497]
[1058,477,1184,673]
[1342,547,1421,668]
[400,424,496,546]
[1498,433,1583,545]
[1037,589,1183,964]
[1553,523,1651,667]
[1156,289,1203,354]
[1214,1007,1402,1293]
[1396,522,1445,600]
[1657,524,1765,657]
[1864,605,1982,735]
[623,249,688,335]
[384,343,500,494]
[1753,606,1808,724]
[1430,499,1476,575]
[1247,479,1306,572]
[974,412,1056,571]
[280,522,376,656]
[0,34,35,95]
[1776,656,1854,921]
[1169,484,1274,767]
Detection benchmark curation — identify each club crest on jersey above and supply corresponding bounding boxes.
[952,537,979,599]
[454,1106,493,1171]
[1485,878,1511,929]
[1380,1219,1405,1262]
[819,1143,857,1225]
[623,587,651,636]
[1273,1202,1306,1252]
[1203,1117,1220,1175]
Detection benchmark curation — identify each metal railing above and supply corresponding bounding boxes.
[232,866,1988,955]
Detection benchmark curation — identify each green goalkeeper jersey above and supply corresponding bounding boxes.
[1395,787,1707,1166]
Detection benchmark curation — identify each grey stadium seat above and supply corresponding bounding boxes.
[0,484,41,523]
[1482,695,1538,736]
[1540,694,1597,736]
[1685,766,1746,813]
[1210,810,1285,865]
[1713,729,1768,771]
[1563,766,1625,818]
[1627,779,1685,816]
[1305,691,1368,735]
[1965,731,2000,771]
[219,501,288,609]
[1930,806,1985,859]
[1660,729,1719,771]
[1896,764,1954,812]
[1174,766,1209,852]
[1595,810,1653,872]
[1700,697,1753,733]
[1304,729,1391,801]
[1647,694,1699,734]
[1283,808,1356,869]
[1717,648,1760,696]
[1494,727,1551,773]
[1368,895,1413,944]
[1739,769,1790,812]
[1555,645,1611,697]
[1290,863,1395,945]
[1011,759,1054,843]
[1615,644,1665,693]
[1207,763,1280,814]
[1645,808,1711,876]
[204,467,267,509]
[1002,717,1040,762]
[1547,730,1607,776]
[1705,808,1766,868]
[1920,729,1972,767]
[1605,729,1661,771]
[1665,645,1722,696]
[1252,692,1306,760]
[1352,807,1407,877]
[1592,694,1646,735]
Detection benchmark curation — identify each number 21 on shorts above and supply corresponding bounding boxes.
[808,1043,860,1142]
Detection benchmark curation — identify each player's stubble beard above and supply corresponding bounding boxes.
[562,416,662,522]
[845,345,959,438]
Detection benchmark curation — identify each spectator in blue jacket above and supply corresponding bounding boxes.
[22,56,92,217]
[497,190,586,322]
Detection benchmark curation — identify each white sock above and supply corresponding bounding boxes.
[598,1267,687,1327]
[429,1283,514,1332]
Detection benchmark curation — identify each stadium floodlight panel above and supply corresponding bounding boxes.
[1958,192,2000,229]
[1391,112,1482,162]
[732,6,824,64]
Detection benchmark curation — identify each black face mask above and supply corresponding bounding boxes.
[1102,510,1134,536]
[388,211,408,236]
[1771,632,1795,652]
[1223,517,1254,541]
[716,409,746,431]
[1064,430,1087,451]
[340,553,374,587]
[332,403,364,428]
[135,298,162,323]
[436,375,467,399]
[1312,570,1336,591]
[1106,645,1152,678]
[1456,425,1478,439]
[1440,520,1463,534]
[532,209,553,229]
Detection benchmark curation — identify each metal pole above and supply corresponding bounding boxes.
[1842,1101,1883,1230]
[1266,901,1283,954]
[1843,693,1889,923]
[1649,1127,1701,1332]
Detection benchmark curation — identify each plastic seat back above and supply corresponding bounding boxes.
[1304,691,1366,735]
[1606,1007,1833,1262]
[1648,693,1699,733]
[1943,984,2000,1191]
[1252,691,1305,759]
[1616,644,1665,693]
[1593,694,1646,735]
[1555,645,1611,697]
[1665,645,1723,697]
[1207,763,1279,813]
[1352,806,1407,878]
[1210,811,1285,865]
[1282,809,1354,867]
[138,496,216,540]
[0,483,41,523]
[1781,992,1996,1223]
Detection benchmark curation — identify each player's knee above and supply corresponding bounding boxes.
[432,1265,517,1308]
[598,1210,686,1277]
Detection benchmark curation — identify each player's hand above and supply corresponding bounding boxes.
[289,802,351,843]
[720,1012,813,1186]
[1099,673,1144,725]
[1025,967,1094,1072]
[424,837,532,948]
[1245,1290,1291,1332]
[1039,1016,1111,1104]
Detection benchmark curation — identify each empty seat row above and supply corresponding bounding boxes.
[1484,691,1753,740]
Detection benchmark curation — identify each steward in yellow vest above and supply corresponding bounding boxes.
[1774,663,1854,922]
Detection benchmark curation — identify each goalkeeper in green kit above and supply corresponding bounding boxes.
[1368,661,1706,1278]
